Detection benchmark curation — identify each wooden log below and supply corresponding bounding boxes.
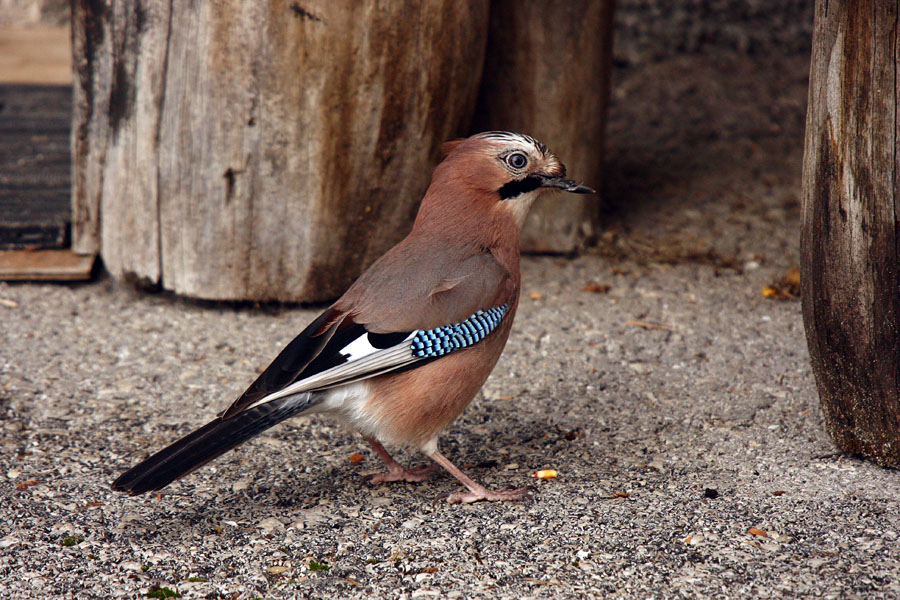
[801,0,900,466]
[72,1,489,301]
[473,0,613,253]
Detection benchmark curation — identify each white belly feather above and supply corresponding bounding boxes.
[293,381,384,440]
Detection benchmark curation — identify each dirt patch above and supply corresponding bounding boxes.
[603,52,809,271]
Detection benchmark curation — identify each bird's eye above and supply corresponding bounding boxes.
[506,152,528,170]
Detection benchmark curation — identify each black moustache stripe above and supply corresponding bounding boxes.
[497,175,542,200]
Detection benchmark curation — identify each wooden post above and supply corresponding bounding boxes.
[72,1,489,302]
[474,0,613,253]
[801,0,900,466]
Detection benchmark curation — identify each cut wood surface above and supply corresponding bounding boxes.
[474,0,613,253]
[73,1,489,301]
[0,26,71,84]
[801,0,900,466]
[0,249,94,280]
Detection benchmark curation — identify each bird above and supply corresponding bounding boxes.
[112,131,595,503]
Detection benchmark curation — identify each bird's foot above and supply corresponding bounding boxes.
[369,464,439,484]
[446,486,531,504]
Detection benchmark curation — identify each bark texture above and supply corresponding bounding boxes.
[72,1,489,301]
[801,0,900,466]
[474,0,613,253]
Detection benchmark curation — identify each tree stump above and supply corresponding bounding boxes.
[72,1,489,302]
[801,0,900,466]
[474,0,613,253]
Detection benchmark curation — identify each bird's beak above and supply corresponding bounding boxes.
[537,174,596,194]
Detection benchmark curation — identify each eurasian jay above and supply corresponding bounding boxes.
[112,131,594,503]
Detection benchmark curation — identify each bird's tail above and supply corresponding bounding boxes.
[111,392,323,495]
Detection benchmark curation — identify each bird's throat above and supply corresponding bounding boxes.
[504,190,540,231]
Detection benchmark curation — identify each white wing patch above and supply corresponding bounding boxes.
[244,332,418,411]
[340,332,410,361]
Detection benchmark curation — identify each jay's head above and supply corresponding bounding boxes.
[426,131,595,233]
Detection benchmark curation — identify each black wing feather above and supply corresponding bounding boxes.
[112,392,322,495]
[221,308,343,418]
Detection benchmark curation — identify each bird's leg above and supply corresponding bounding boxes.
[365,437,438,484]
[429,450,530,503]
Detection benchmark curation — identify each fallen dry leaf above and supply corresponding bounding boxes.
[524,578,562,585]
[267,565,289,575]
[763,267,801,300]
[772,490,787,496]
[348,452,364,465]
[564,429,584,440]
[610,491,631,498]
[625,320,674,331]
[748,528,768,537]
[14,480,40,489]
[583,283,610,294]
[529,291,543,300]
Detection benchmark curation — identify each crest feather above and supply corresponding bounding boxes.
[475,131,549,157]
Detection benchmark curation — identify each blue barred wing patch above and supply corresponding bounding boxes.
[411,304,510,358]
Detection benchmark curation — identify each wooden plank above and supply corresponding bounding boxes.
[0,27,73,250]
[0,83,72,249]
[800,0,900,467]
[0,26,72,85]
[0,249,94,280]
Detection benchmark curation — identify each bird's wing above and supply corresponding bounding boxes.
[240,304,511,410]
[222,248,515,419]
[338,245,517,332]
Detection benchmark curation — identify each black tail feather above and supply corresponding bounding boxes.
[112,392,321,495]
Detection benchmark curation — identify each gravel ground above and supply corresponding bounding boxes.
[3,51,900,599]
